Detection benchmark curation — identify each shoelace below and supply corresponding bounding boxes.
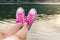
[16,12,23,23]
[26,13,34,26]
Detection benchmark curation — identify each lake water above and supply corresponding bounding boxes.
[0,4,60,19]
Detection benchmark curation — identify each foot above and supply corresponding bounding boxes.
[25,8,37,30]
[16,7,25,24]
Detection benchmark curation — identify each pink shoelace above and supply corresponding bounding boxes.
[16,12,24,23]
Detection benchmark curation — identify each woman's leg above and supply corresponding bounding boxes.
[3,23,23,36]
[1,7,25,37]
[15,22,28,40]
[0,32,5,39]
[3,22,28,40]
[0,23,23,39]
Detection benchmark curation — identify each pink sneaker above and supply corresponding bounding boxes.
[25,8,37,30]
[16,7,25,24]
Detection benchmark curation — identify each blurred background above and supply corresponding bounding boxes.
[0,0,60,20]
[0,0,60,40]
